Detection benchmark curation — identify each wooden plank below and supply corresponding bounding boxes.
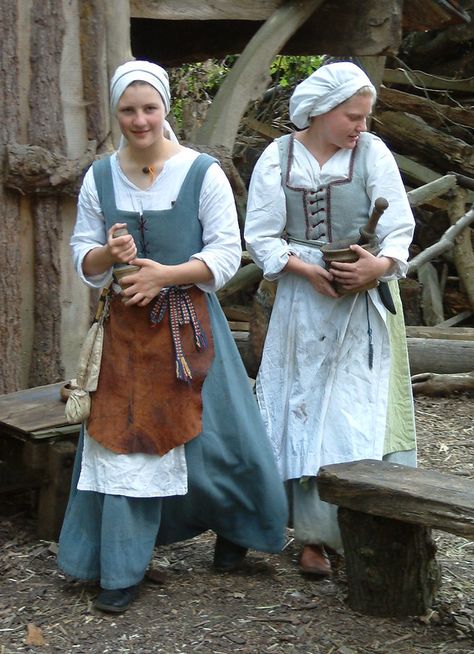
[0,382,72,434]
[130,0,286,20]
[317,459,474,539]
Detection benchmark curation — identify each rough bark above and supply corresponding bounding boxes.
[407,208,474,274]
[378,86,474,130]
[407,338,474,375]
[0,1,22,393]
[448,187,474,309]
[5,142,97,196]
[376,111,474,177]
[338,508,440,617]
[79,0,111,150]
[412,371,474,396]
[28,0,66,387]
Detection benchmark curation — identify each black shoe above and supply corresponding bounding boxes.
[93,585,139,613]
[213,535,248,572]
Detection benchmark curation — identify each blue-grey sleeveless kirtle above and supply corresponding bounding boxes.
[57,154,288,589]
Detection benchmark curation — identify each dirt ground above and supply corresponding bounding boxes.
[1,394,473,654]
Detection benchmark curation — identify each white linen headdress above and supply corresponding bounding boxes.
[289,62,376,130]
[110,60,171,115]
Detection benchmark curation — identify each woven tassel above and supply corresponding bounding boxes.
[176,355,193,383]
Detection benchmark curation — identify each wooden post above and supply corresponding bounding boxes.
[37,440,77,541]
[338,507,441,617]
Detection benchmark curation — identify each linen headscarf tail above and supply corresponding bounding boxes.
[289,62,376,130]
[110,59,178,144]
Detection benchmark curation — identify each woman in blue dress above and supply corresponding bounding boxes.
[58,60,287,613]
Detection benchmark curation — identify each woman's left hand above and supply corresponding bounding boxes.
[119,257,170,306]
[329,245,394,292]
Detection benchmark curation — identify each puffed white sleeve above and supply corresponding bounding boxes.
[191,163,242,292]
[70,166,113,289]
[365,136,415,280]
[244,142,292,279]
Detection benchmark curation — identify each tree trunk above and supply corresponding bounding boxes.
[0,1,22,394]
[27,0,66,386]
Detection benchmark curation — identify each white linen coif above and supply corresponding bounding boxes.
[289,61,376,129]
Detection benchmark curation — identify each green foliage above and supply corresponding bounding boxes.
[269,55,323,88]
[168,55,323,128]
[169,58,234,128]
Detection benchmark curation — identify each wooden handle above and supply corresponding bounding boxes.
[365,197,389,234]
[113,227,128,238]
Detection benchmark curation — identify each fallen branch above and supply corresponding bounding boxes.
[407,208,474,274]
[411,371,474,396]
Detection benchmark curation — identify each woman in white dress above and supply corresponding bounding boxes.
[245,62,416,577]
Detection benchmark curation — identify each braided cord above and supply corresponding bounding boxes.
[150,287,209,383]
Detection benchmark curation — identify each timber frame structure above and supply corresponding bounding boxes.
[0,0,470,394]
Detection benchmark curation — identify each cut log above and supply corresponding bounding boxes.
[222,305,253,322]
[378,86,474,130]
[405,326,473,340]
[407,337,474,374]
[448,187,474,309]
[376,111,474,177]
[338,508,440,617]
[418,262,444,325]
[399,278,423,326]
[411,371,474,396]
[216,263,263,304]
[406,174,457,207]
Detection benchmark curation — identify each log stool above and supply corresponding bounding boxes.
[316,459,474,617]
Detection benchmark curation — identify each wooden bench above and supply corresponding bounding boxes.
[316,459,474,617]
[0,382,80,541]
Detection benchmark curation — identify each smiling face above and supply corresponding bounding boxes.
[116,82,166,150]
[317,91,374,151]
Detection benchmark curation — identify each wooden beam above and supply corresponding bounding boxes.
[196,0,325,149]
[130,0,285,20]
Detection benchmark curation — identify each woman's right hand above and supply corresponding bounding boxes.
[284,255,339,298]
[305,263,340,298]
[107,223,137,264]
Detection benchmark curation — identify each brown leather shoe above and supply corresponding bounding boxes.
[299,544,332,577]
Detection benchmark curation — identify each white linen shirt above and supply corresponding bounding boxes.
[73,147,241,497]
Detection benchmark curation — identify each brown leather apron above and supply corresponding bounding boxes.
[87,286,214,456]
